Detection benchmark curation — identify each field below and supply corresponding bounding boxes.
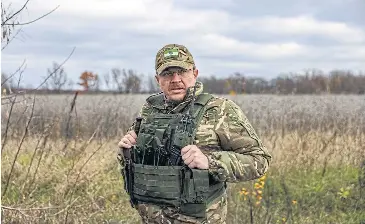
[1,93,365,224]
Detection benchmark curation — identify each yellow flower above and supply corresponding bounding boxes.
[292,200,297,205]
[256,195,263,201]
[254,183,261,189]
[255,201,261,206]
[256,190,263,195]
[239,188,249,196]
[259,174,267,182]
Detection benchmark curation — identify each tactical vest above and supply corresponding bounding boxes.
[119,93,226,219]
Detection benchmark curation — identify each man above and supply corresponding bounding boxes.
[118,44,272,224]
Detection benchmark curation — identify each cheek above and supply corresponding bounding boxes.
[159,81,169,91]
[184,77,196,86]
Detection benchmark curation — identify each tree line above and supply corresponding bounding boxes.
[2,62,365,95]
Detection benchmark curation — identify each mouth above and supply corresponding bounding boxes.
[170,88,185,95]
[170,87,185,91]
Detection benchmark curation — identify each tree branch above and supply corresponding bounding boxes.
[3,5,60,26]
[1,59,26,86]
[34,46,76,90]
[1,0,30,26]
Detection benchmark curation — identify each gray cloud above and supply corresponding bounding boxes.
[2,0,364,90]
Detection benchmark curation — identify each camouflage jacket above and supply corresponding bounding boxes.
[127,81,272,183]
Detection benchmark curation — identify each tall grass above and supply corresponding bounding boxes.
[1,93,364,223]
[2,94,364,139]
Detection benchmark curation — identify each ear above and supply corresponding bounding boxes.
[193,69,199,79]
[155,74,160,84]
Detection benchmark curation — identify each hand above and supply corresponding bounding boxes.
[181,145,209,169]
[118,131,137,149]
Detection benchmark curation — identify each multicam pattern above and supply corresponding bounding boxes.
[136,194,227,224]
[196,94,271,183]
[126,81,272,223]
[155,44,196,75]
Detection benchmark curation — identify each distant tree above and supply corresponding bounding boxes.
[1,73,13,94]
[111,68,124,93]
[47,62,68,92]
[147,76,159,93]
[122,69,142,94]
[103,72,111,91]
[78,71,98,91]
[244,77,269,94]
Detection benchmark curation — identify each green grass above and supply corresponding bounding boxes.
[2,138,364,224]
[227,165,365,224]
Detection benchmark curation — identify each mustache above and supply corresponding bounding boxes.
[169,85,185,90]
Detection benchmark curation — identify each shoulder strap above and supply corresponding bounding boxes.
[191,93,214,118]
[191,93,215,140]
[193,93,214,106]
[146,92,164,108]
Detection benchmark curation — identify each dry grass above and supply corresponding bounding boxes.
[2,130,364,223]
[1,93,365,223]
[1,139,141,223]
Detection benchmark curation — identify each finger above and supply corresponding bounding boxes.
[188,161,196,169]
[184,154,195,165]
[182,147,194,160]
[181,145,193,155]
[125,134,136,145]
[189,146,200,154]
[129,131,137,139]
[120,135,134,147]
[118,139,131,149]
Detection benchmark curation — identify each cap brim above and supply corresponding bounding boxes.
[156,61,193,75]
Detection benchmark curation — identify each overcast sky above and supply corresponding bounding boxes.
[1,0,364,89]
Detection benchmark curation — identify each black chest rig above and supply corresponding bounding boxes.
[118,93,226,219]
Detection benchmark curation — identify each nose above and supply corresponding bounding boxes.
[170,72,181,82]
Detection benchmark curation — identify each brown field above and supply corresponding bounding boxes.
[1,93,365,223]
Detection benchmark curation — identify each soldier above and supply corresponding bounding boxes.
[118,44,272,224]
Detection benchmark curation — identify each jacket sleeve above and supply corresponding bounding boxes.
[126,102,151,133]
[201,99,272,183]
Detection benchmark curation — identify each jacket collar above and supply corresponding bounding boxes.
[146,81,204,113]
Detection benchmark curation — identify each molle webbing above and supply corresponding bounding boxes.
[131,163,225,218]
[132,164,182,207]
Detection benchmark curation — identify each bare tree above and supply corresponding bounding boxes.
[103,72,111,91]
[47,62,68,92]
[88,73,100,92]
[147,76,159,93]
[111,68,124,93]
[67,79,74,90]
[122,69,142,94]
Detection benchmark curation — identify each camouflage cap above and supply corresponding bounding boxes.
[155,44,195,75]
